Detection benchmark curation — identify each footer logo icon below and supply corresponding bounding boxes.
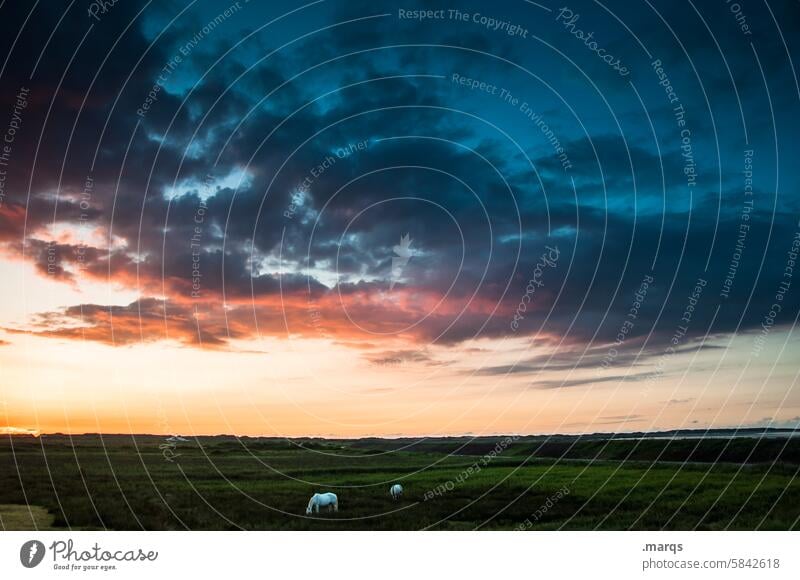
[20,540,46,568]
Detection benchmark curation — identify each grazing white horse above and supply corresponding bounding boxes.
[390,484,403,499]
[306,492,338,515]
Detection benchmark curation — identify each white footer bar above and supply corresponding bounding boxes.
[1,531,797,579]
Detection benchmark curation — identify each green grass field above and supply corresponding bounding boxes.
[1,432,799,530]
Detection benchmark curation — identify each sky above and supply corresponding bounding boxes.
[0,0,799,437]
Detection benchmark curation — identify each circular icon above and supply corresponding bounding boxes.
[19,540,45,568]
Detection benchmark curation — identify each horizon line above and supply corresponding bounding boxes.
[3,426,797,440]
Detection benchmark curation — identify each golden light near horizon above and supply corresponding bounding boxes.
[3,303,798,438]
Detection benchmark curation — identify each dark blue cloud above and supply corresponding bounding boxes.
[0,0,798,358]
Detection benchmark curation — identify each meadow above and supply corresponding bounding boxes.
[1,431,799,530]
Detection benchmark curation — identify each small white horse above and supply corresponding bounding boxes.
[306,492,338,515]
[390,484,403,500]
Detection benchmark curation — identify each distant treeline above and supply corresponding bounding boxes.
[345,432,800,465]
[5,429,798,465]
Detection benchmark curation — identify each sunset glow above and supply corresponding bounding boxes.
[1,0,799,439]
